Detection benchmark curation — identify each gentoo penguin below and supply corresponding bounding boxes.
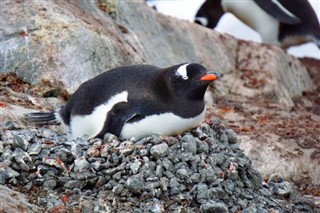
[195,0,320,49]
[25,63,219,140]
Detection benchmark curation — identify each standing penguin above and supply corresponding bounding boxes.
[195,0,320,49]
[25,63,219,140]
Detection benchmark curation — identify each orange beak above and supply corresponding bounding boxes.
[200,71,220,81]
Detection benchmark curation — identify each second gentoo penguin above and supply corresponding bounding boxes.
[195,0,320,49]
[25,63,219,140]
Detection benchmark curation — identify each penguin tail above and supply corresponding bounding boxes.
[25,111,60,125]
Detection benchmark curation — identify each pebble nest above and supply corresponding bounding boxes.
[0,118,315,212]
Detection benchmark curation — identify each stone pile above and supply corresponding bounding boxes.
[0,119,315,212]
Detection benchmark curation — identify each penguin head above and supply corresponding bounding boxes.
[167,63,219,100]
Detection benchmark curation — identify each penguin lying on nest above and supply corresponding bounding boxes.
[194,0,320,49]
[25,63,219,140]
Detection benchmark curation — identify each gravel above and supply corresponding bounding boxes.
[0,121,315,212]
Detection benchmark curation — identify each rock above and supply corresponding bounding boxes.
[150,143,169,159]
[0,143,4,154]
[221,41,314,107]
[238,131,319,185]
[126,176,144,194]
[112,184,124,195]
[130,160,141,175]
[1,167,20,179]
[242,205,268,213]
[46,194,65,210]
[225,129,237,144]
[43,179,57,189]
[197,183,209,203]
[74,156,89,173]
[28,143,42,155]
[0,185,41,212]
[12,134,29,151]
[176,168,188,179]
[64,180,84,189]
[200,201,228,213]
[182,134,197,154]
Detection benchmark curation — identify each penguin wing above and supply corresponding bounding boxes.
[96,102,138,138]
[253,0,300,24]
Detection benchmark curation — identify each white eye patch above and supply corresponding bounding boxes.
[176,63,190,80]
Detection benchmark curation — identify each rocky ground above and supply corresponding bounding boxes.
[0,65,319,212]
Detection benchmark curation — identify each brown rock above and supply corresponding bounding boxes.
[0,185,41,213]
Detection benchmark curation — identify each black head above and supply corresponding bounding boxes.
[194,0,224,28]
[165,63,219,101]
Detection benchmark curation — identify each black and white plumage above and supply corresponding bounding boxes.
[25,63,219,140]
[195,0,320,49]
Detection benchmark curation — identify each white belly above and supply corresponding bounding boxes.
[70,91,128,139]
[222,0,279,44]
[120,107,206,139]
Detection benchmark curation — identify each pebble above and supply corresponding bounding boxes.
[112,184,124,195]
[12,134,29,151]
[64,180,84,189]
[28,143,42,155]
[130,160,141,174]
[0,143,4,154]
[126,176,144,194]
[74,156,90,173]
[43,179,57,189]
[150,143,169,159]
[200,201,228,213]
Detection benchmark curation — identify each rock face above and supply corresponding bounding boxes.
[0,0,314,106]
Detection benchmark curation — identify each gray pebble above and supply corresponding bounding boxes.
[64,180,84,189]
[74,156,89,173]
[112,184,124,195]
[160,177,169,191]
[182,134,197,154]
[225,129,237,144]
[12,134,30,151]
[155,165,163,178]
[200,200,228,213]
[176,168,188,179]
[28,143,42,155]
[219,133,228,143]
[150,143,169,159]
[126,176,144,194]
[1,167,20,179]
[43,179,57,189]
[197,183,209,203]
[0,143,4,154]
[130,160,141,174]
[190,173,201,183]
[242,205,268,213]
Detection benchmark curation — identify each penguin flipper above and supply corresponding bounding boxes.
[96,102,138,138]
[254,0,300,24]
